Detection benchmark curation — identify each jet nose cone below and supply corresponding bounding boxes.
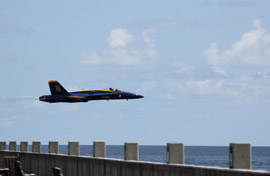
[136,94,144,99]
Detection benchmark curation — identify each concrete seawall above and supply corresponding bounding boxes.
[0,141,270,176]
[0,150,269,176]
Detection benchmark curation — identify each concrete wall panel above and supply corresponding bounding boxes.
[9,141,16,151]
[0,142,6,151]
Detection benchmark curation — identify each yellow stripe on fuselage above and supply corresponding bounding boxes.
[68,96,87,99]
[70,89,113,93]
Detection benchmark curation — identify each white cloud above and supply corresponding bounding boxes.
[80,28,157,66]
[170,70,270,104]
[203,43,227,75]
[106,29,134,48]
[79,19,270,105]
[203,19,270,74]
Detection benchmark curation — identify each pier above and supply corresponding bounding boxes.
[0,141,269,176]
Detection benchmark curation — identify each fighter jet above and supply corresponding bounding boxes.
[39,80,144,103]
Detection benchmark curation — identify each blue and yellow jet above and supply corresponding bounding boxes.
[39,80,144,103]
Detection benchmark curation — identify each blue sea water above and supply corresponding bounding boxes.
[34,145,270,171]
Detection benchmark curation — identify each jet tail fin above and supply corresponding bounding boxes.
[48,80,69,95]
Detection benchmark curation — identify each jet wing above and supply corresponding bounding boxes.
[87,92,120,97]
[87,92,121,100]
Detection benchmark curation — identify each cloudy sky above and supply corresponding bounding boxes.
[1,0,270,146]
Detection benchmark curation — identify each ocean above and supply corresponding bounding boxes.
[32,145,270,171]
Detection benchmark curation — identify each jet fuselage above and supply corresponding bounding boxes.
[39,81,144,103]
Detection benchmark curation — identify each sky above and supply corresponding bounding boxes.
[0,0,270,146]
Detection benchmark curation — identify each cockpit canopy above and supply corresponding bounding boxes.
[109,88,121,92]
